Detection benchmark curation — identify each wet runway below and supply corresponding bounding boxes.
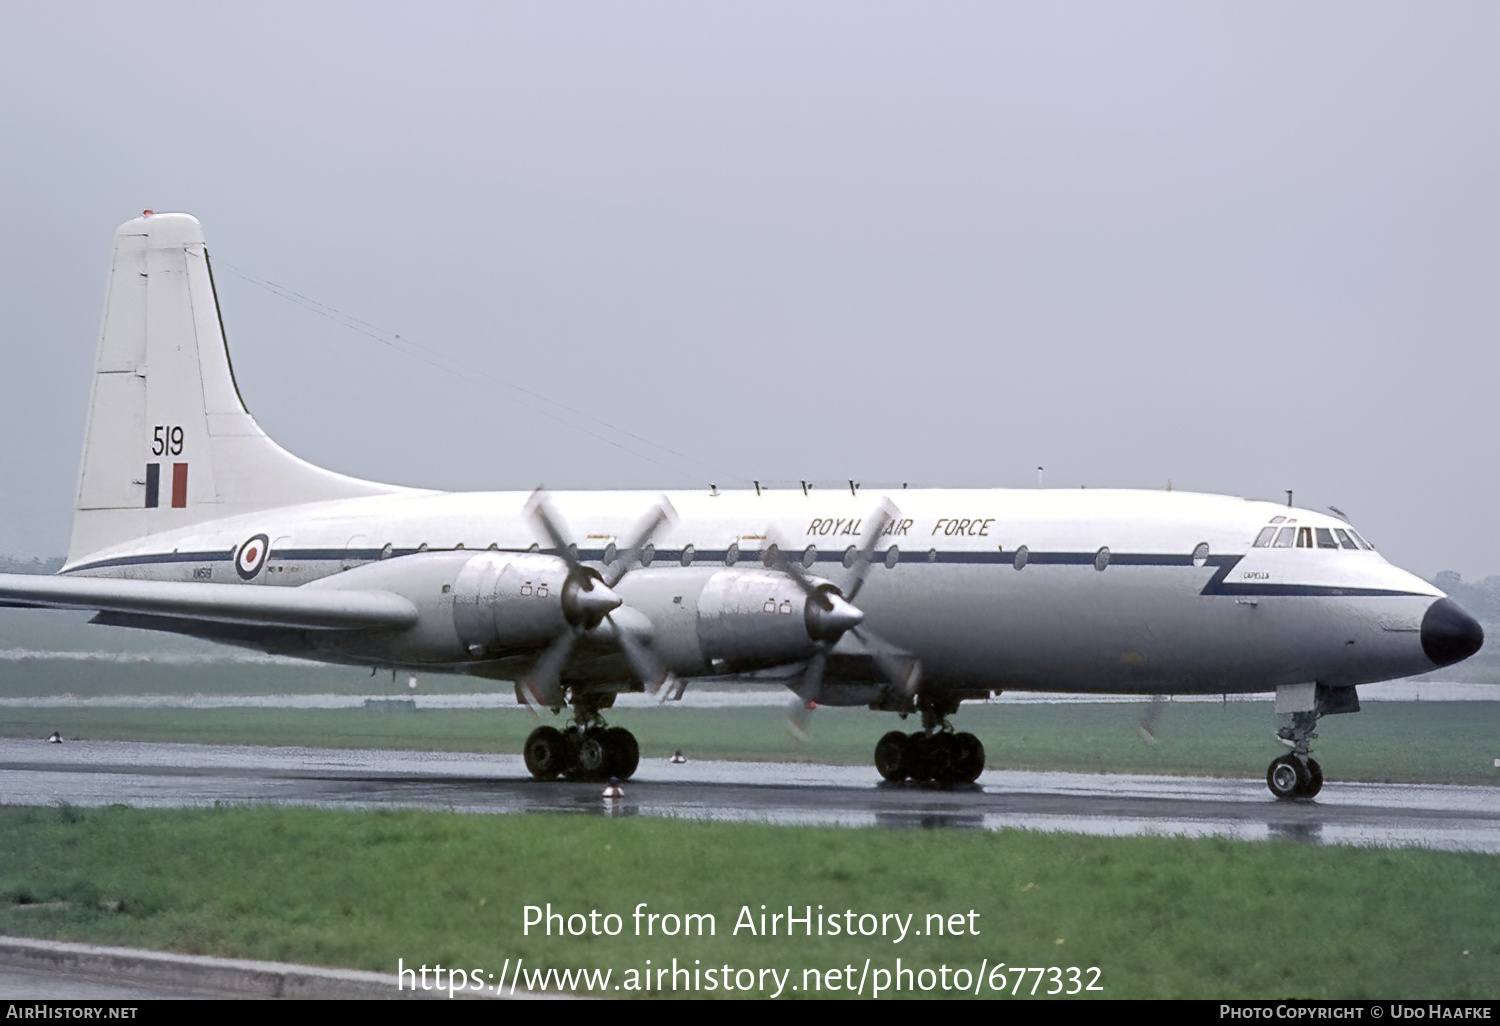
[2,737,1498,853]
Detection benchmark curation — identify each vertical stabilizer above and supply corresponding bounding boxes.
[68,213,413,564]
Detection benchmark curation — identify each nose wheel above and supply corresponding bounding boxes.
[524,724,640,782]
[1266,754,1322,799]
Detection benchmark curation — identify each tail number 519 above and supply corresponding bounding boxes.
[152,425,184,456]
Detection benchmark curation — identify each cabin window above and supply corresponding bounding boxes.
[1193,542,1210,567]
[603,542,617,564]
[1273,527,1296,548]
[641,544,655,567]
[1349,529,1375,551]
[802,545,818,568]
[885,546,900,569]
[1094,547,1110,571]
[1296,527,1312,548]
[1269,516,1286,525]
[724,543,739,567]
[1334,529,1359,550]
[1254,528,1276,548]
[1013,545,1029,570]
[762,544,780,569]
[843,546,857,569]
[680,545,695,566]
[1315,528,1338,549]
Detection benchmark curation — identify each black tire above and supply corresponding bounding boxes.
[605,727,640,780]
[874,731,910,781]
[1266,754,1308,799]
[1302,758,1323,799]
[905,732,931,782]
[523,726,568,781]
[952,732,986,784]
[927,734,960,784]
[573,728,611,782]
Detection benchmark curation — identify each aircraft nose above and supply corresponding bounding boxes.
[1421,598,1484,667]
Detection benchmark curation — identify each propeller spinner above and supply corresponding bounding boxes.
[519,490,677,710]
[771,499,921,738]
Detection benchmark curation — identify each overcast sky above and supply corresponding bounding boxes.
[3,3,1496,579]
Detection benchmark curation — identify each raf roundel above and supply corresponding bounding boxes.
[235,534,271,580]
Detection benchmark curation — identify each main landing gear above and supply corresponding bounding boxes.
[524,692,640,782]
[873,695,985,785]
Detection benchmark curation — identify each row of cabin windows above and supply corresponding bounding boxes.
[1252,518,1374,551]
[362,543,1194,571]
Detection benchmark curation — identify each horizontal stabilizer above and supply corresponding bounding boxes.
[0,575,417,631]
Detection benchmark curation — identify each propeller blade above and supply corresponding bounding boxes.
[604,497,677,588]
[612,615,671,692]
[1138,694,1168,746]
[521,629,576,709]
[786,649,825,741]
[786,697,816,742]
[524,489,581,573]
[766,537,826,605]
[796,648,827,704]
[850,626,921,697]
[844,500,899,603]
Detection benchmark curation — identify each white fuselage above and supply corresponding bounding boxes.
[63,486,1445,695]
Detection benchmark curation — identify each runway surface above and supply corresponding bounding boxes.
[2,738,1498,852]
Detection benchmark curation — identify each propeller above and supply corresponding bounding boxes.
[518,490,676,710]
[770,499,921,737]
[1138,694,1168,746]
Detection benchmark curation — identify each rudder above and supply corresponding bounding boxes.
[68,212,412,565]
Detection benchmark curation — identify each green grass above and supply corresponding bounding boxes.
[0,656,498,697]
[3,701,1497,784]
[0,805,1495,999]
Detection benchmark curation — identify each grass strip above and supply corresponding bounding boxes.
[0,804,1495,999]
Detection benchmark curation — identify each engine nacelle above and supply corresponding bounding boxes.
[306,550,580,664]
[613,566,843,674]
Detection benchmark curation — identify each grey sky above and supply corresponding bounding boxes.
[3,3,1496,578]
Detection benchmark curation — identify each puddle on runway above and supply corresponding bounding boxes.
[2,738,1498,853]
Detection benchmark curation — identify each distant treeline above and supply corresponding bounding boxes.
[1431,571,1500,624]
[0,555,64,575]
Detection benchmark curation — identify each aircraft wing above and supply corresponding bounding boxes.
[0,575,418,631]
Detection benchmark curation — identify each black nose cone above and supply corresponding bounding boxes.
[1421,598,1484,667]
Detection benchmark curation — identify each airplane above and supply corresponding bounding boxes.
[0,211,1485,799]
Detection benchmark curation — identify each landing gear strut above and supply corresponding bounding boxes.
[873,694,985,785]
[1265,683,1357,799]
[524,691,640,782]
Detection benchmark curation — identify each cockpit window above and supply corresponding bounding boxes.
[1258,518,1375,554]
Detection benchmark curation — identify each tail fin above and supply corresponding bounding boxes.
[68,212,411,564]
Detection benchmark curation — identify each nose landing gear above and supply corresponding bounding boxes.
[1265,683,1355,800]
[1266,753,1323,799]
